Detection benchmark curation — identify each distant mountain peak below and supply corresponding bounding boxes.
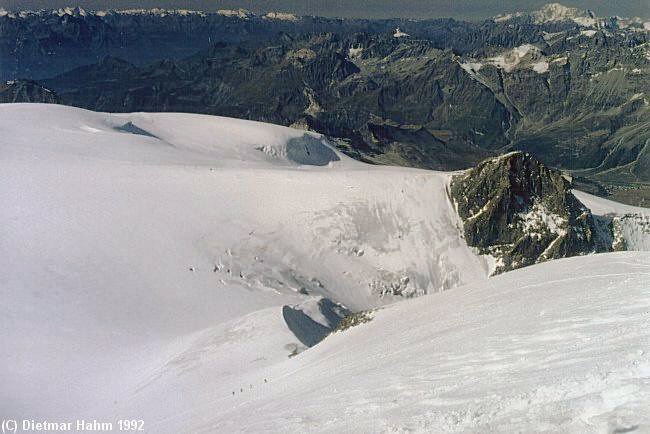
[533,3,597,26]
[493,3,599,27]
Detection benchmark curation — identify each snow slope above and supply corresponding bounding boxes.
[206,253,650,433]
[0,104,488,420]
[1,104,648,432]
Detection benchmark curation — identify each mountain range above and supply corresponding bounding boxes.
[1,3,649,206]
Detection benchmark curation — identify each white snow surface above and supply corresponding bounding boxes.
[532,60,550,74]
[574,190,648,218]
[0,104,488,421]
[207,253,650,433]
[2,104,649,432]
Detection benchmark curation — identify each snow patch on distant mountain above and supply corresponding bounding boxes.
[348,46,363,58]
[493,12,524,22]
[485,44,543,73]
[264,11,299,21]
[492,3,609,28]
[393,28,410,38]
[532,60,550,73]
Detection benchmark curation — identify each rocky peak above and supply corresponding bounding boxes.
[450,152,606,274]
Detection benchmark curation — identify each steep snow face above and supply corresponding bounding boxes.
[0,104,489,419]
[128,253,650,433]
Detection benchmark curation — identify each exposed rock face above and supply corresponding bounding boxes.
[450,152,605,274]
[0,80,60,104]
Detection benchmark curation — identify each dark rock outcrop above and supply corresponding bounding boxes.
[450,152,608,274]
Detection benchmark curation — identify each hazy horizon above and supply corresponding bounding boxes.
[0,0,648,20]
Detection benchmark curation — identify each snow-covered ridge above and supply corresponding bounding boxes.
[0,7,208,18]
[493,12,524,23]
[2,4,648,33]
[491,3,599,27]
[0,7,288,20]
[492,2,650,32]
[493,2,649,33]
